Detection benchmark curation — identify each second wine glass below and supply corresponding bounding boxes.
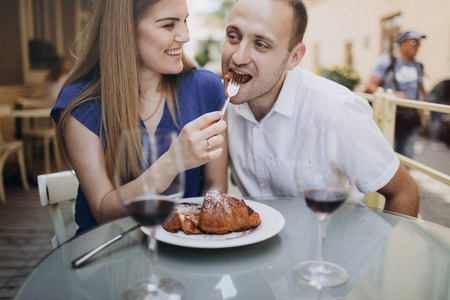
[115,128,185,300]
[293,127,353,289]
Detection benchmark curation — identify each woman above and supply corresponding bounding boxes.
[51,0,228,234]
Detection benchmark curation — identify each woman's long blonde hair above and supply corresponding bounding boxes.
[57,0,196,182]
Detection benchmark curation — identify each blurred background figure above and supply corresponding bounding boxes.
[427,79,450,150]
[365,30,427,159]
[44,57,71,99]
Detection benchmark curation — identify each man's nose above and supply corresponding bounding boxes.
[231,43,251,65]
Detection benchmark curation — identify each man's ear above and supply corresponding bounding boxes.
[287,43,306,70]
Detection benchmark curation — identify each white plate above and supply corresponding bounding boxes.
[141,197,285,249]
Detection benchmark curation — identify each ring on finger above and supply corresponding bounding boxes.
[206,138,212,150]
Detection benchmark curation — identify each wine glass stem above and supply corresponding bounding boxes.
[148,230,157,252]
[147,227,159,274]
[317,215,328,264]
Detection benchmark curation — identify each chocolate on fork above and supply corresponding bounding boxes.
[220,72,241,120]
[225,71,251,85]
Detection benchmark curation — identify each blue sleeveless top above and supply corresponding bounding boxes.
[51,68,225,234]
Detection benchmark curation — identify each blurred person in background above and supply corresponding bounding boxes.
[365,30,427,159]
[51,0,228,235]
[44,57,71,99]
[427,79,450,150]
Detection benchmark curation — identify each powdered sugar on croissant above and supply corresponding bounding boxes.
[162,190,261,235]
[199,190,261,234]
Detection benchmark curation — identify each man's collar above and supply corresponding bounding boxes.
[272,68,299,117]
[232,68,300,123]
[232,102,258,124]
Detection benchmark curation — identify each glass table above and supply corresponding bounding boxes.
[15,198,450,299]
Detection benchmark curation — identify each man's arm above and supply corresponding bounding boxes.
[364,75,382,94]
[377,164,420,217]
[421,87,427,102]
[365,74,408,98]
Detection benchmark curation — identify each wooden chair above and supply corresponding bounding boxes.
[0,105,29,203]
[22,120,61,174]
[16,97,55,109]
[38,170,79,249]
[16,97,61,174]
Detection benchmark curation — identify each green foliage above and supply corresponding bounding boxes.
[316,65,361,91]
[209,0,235,21]
[194,50,210,67]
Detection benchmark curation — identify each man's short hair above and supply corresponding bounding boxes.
[283,0,308,50]
[234,0,308,51]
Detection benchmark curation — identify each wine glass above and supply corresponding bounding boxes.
[115,128,185,300]
[293,127,353,289]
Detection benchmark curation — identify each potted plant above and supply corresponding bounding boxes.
[316,65,361,91]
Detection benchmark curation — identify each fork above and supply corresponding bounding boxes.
[220,78,240,121]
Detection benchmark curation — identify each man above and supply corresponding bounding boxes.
[222,0,419,217]
[365,30,427,158]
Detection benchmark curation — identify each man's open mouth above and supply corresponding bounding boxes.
[225,70,252,84]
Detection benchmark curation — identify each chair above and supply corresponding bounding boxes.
[17,97,61,174]
[16,97,55,109]
[22,120,61,174]
[38,170,79,249]
[0,105,29,203]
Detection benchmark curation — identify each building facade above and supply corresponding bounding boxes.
[302,0,450,91]
[0,0,90,86]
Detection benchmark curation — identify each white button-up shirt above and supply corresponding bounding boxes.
[227,67,399,201]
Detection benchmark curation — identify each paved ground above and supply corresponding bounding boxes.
[0,183,74,300]
[411,136,450,228]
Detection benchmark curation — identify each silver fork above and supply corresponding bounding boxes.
[220,78,240,121]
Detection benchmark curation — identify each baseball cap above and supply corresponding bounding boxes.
[397,30,426,43]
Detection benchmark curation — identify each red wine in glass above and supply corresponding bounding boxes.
[304,188,348,215]
[115,128,185,299]
[293,128,352,288]
[293,188,350,288]
[125,197,176,227]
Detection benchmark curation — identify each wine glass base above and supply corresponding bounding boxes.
[292,260,348,288]
[124,278,184,300]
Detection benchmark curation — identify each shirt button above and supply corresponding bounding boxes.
[255,158,260,163]
[261,184,267,189]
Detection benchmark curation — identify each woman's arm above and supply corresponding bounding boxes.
[150,112,227,194]
[201,118,228,194]
[64,111,227,224]
[64,115,125,224]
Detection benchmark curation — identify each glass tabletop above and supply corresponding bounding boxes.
[15,198,450,300]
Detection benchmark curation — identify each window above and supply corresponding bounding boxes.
[345,42,353,67]
[26,0,61,69]
[381,14,402,55]
[19,0,65,83]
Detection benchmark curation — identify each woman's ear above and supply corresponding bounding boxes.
[287,43,306,70]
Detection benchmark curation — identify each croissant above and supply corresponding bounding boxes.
[162,190,261,235]
[198,190,261,234]
[163,202,202,234]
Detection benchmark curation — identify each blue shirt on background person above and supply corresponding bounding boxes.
[371,54,424,101]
